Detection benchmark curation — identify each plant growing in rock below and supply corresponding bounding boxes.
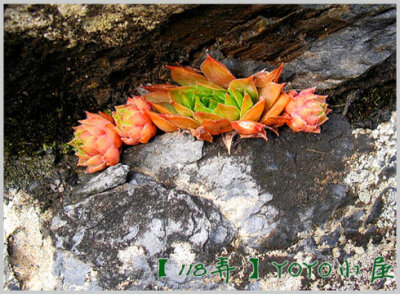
[69,111,122,173]
[141,55,289,146]
[112,96,157,145]
[69,55,330,173]
[284,88,330,133]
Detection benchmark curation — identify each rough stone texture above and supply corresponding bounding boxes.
[4,112,396,290]
[124,114,354,251]
[50,173,235,289]
[3,3,396,291]
[69,163,129,203]
[4,189,57,290]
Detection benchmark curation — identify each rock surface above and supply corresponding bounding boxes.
[3,3,396,291]
[5,113,396,290]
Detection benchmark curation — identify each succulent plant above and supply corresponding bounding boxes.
[69,55,330,173]
[69,111,122,173]
[141,55,296,150]
[112,96,157,145]
[284,88,331,133]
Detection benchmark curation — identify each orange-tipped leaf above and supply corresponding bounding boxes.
[167,65,208,86]
[145,110,178,132]
[200,54,235,88]
[201,118,233,135]
[241,98,265,121]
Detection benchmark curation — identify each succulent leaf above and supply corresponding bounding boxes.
[150,102,178,114]
[193,112,224,123]
[260,92,291,124]
[213,103,240,121]
[141,84,176,92]
[144,91,171,103]
[161,114,200,129]
[201,118,233,135]
[228,76,258,102]
[241,98,265,122]
[167,65,208,86]
[284,88,330,133]
[239,92,254,118]
[144,110,178,132]
[69,111,122,174]
[200,54,236,88]
[225,93,239,108]
[172,101,195,116]
[259,82,286,111]
[228,88,244,108]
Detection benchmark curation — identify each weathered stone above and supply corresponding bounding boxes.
[50,173,235,289]
[124,114,355,250]
[69,163,129,203]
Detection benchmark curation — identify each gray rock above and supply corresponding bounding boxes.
[286,6,395,91]
[53,251,101,290]
[124,114,355,250]
[70,163,129,202]
[50,172,235,289]
[8,112,397,290]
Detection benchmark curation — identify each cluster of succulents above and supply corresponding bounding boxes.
[70,55,330,173]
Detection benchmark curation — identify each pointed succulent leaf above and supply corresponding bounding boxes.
[272,63,284,83]
[150,102,177,114]
[182,91,195,110]
[194,97,212,113]
[201,118,233,135]
[190,127,213,143]
[261,115,291,127]
[231,120,265,135]
[141,84,176,92]
[298,87,316,96]
[161,114,200,129]
[254,63,284,86]
[167,65,208,86]
[241,98,265,121]
[239,92,254,118]
[228,88,243,108]
[213,103,240,121]
[195,80,225,91]
[253,71,274,88]
[144,110,178,132]
[144,91,171,103]
[260,92,291,124]
[200,54,236,88]
[259,82,286,111]
[98,111,114,123]
[86,163,108,174]
[83,154,103,165]
[193,112,224,123]
[225,93,239,108]
[172,101,195,116]
[228,76,258,102]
